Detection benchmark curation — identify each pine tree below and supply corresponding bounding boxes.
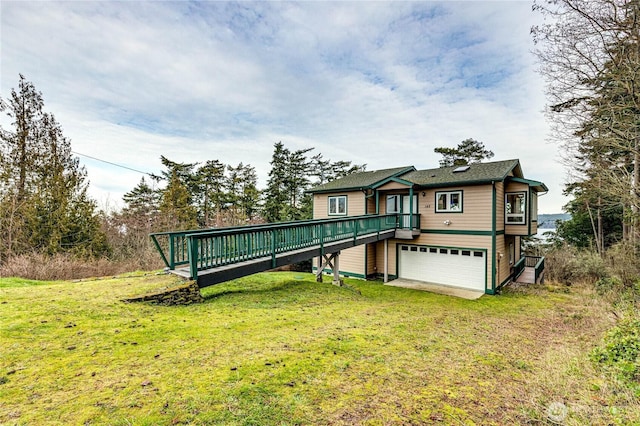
[434,139,494,167]
[195,159,226,227]
[263,142,290,222]
[158,168,198,231]
[0,75,108,259]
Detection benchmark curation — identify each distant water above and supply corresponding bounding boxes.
[537,228,556,242]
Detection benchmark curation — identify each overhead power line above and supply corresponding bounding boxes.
[72,151,160,179]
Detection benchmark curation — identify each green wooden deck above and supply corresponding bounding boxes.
[151,214,418,288]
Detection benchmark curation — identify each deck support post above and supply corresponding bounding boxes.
[332,253,341,286]
[316,256,323,283]
[315,252,343,286]
[384,239,388,283]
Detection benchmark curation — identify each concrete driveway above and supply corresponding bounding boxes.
[385,279,484,300]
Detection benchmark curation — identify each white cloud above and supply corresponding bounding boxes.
[1,1,566,213]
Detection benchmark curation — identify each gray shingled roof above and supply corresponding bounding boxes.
[307,166,415,193]
[402,159,521,187]
[307,159,527,193]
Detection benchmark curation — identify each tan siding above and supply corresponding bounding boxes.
[375,240,398,276]
[495,182,505,232]
[312,191,366,277]
[314,191,365,219]
[377,181,412,191]
[495,236,509,286]
[505,182,529,193]
[419,185,493,232]
[339,245,366,277]
[366,196,377,214]
[313,194,327,219]
[366,243,377,275]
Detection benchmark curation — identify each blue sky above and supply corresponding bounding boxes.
[1,1,565,213]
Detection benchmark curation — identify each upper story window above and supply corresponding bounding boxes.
[436,190,462,213]
[506,192,526,224]
[328,195,347,215]
[386,195,401,213]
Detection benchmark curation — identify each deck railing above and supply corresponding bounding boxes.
[513,255,545,283]
[533,256,545,283]
[151,214,419,279]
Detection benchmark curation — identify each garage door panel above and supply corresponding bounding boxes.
[399,245,485,291]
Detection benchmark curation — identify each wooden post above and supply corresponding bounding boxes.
[384,239,388,283]
[316,256,323,282]
[332,252,342,286]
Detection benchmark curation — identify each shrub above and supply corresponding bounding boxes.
[543,245,607,285]
[0,252,163,281]
[595,277,622,296]
[591,315,640,395]
[606,242,640,288]
[543,245,579,284]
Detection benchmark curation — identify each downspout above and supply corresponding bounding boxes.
[491,181,496,294]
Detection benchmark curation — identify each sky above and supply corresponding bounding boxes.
[1,1,567,214]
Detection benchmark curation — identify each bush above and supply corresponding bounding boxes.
[0,252,163,281]
[591,315,640,395]
[595,277,623,295]
[606,242,640,288]
[543,245,607,285]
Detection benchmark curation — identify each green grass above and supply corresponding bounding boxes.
[1,272,638,425]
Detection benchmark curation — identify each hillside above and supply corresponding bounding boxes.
[1,272,637,425]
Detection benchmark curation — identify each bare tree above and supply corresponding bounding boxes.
[533,0,640,243]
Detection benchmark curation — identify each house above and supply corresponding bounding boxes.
[307,159,548,294]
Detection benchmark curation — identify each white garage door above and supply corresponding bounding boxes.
[398,245,486,291]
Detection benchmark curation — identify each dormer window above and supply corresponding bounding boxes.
[506,192,526,224]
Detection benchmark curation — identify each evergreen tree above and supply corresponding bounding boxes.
[121,176,159,230]
[159,169,198,231]
[157,157,198,230]
[225,163,260,225]
[434,139,494,167]
[0,75,108,259]
[195,159,226,227]
[263,142,290,222]
[237,163,260,222]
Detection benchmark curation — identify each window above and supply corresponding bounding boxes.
[461,250,471,256]
[439,248,448,254]
[505,192,526,224]
[429,248,437,253]
[328,195,347,215]
[473,251,483,257]
[450,249,459,255]
[419,247,427,253]
[410,246,418,252]
[386,195,401,214]
[436,191,462,212]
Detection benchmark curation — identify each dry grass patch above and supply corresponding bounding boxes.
[1,272,638,425]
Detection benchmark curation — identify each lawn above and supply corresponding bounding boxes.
[1,272,637,425]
